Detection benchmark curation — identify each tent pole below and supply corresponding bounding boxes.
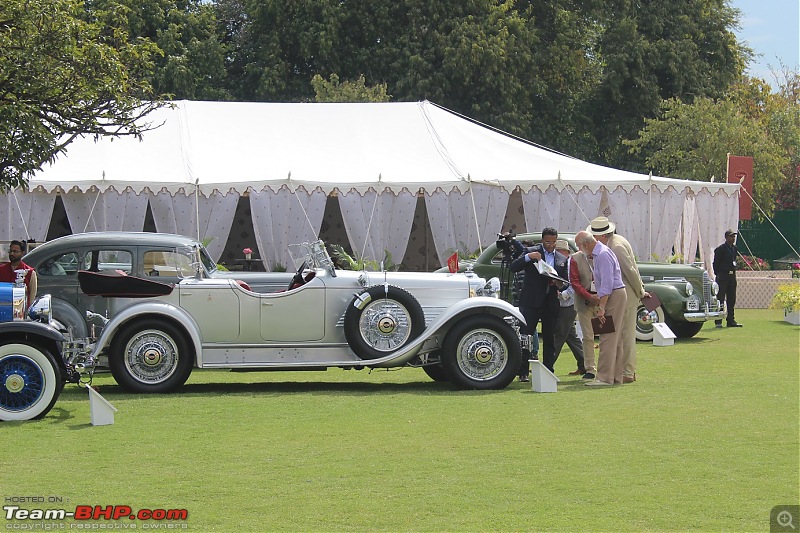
[467,175,483,255]
[10,188,31,241]
[82,171,105,233]
[194,178,201,241]
[648,172,652,261]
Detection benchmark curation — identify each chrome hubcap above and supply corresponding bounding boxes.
[5,374,24,393]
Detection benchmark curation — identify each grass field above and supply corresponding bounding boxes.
[3,308,798,532]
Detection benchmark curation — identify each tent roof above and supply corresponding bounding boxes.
[30,100,739,196]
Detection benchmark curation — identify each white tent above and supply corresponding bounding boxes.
[6,100,739,270]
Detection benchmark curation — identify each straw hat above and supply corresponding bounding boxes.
[555,239,570,251]
[587,216,616,235]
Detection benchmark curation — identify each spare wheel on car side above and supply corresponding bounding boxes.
[344,285,425,360]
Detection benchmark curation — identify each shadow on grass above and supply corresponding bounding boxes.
[56,376,523,400]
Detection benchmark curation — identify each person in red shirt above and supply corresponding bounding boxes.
[0,240,37,304]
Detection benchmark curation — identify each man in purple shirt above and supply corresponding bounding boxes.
[575,231,627,386]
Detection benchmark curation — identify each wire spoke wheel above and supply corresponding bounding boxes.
[344,285,425,360]
[0,343,61,421]
[441,315,520,390]
[454,327,509,381]
[123,329,180,384]
[110,320,193,393]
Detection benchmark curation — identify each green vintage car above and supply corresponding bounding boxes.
[435,232,725,340]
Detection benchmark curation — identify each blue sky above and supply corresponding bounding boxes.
[730,0,799,88]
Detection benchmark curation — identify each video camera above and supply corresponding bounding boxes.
[496,232,524,260]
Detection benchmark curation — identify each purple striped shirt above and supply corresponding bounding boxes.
[590,241,624,297]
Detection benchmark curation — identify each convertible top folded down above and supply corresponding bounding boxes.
[78,270,174,298]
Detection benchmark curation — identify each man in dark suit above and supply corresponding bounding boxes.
[509,227,568,379]
[713,229,743,327]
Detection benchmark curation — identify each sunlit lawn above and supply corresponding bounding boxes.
[3,308,798,531]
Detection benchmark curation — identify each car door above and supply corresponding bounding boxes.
[259,278,326,342]
[178,280,242,343]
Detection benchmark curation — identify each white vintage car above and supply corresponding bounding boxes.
[0,240,527,420]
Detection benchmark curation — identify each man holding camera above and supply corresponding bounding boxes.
[509,227,568,379]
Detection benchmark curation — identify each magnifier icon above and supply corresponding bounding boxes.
[778,510,796,529]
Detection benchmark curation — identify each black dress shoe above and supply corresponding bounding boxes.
[727,322,743,327]
[582,373,595,380]
[519,375,530,383]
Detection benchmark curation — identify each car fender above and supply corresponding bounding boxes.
[367,297,525,368]
[0,321,64,343]
[644,283,687,322]
[50,298,88,338]
[90,301,203,367]
[0,321,66,371]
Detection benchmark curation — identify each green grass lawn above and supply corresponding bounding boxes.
[3,309,798,532]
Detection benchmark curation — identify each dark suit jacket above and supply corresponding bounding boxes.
[509,244,568,309]
[713,243,738,277]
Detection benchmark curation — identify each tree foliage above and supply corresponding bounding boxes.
[581,0,747,168]
[0,0,163,190]
[624,74,799,216]
[4,0,768,197]
[88,0,231,101]
[312,74,391,103]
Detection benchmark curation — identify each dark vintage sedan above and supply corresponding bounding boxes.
[22,232,295,338]
[436,232,725,340]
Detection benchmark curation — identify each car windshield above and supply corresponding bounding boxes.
[288,240,336,277]
[197,244,218,275]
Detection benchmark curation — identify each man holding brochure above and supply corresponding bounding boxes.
[509,227,568,379]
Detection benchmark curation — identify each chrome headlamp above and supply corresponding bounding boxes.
[28,294,53,324]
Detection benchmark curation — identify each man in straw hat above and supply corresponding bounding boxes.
[575,231,626,386]
[587,217,648,383]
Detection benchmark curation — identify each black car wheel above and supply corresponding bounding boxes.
[440,315,520,390]
[110,320,193,393]
[664,316,704,338]
[422,363,449,382]
[636,303,665,341]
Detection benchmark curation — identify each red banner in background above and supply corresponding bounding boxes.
[727,154,753,220]
[447,252,459,273]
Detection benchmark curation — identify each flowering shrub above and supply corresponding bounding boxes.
[793,263,800,278]
[770,283,800,312]
[736,254,768,270]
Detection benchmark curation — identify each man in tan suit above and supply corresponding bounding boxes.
[588,217,648,383]
[568,244,599,379]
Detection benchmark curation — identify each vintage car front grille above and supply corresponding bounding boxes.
[702,271,720,311]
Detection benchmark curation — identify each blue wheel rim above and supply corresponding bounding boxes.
[0,356,45,412]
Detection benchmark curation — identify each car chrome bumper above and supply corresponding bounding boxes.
[684,310,726,322]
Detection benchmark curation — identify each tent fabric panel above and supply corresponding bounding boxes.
[250,186,327,271]
[62,188,148,234]
[337,189,416,266]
